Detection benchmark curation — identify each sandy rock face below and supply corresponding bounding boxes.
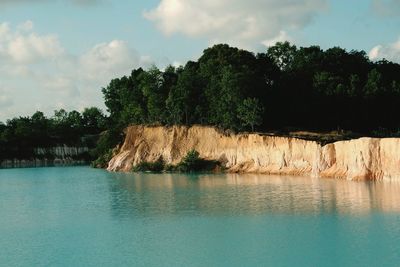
[107,125,400,181]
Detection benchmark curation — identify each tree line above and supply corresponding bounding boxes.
[0,108,106,160]
[102,42,400,135]
[3,42,400,162]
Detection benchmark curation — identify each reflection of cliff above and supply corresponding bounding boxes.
[108,126,400,181]
[0,145,89,168]
[107,173,400,217]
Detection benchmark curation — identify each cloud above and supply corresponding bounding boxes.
[371,0,400,16]
[369,37,400,63]
[80,40,146,83]
[0,88,13,108]
[0,21,151,121]
[262,31,292,47]
[17,20,34,31]
[0,21,64,64]
[144,0,327,48]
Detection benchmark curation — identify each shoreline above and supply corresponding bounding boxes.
[0,159,89,169]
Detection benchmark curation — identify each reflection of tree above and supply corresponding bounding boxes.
[107,173,400,218]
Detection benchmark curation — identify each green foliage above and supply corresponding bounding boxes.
[237,98,264,131]
[140,66,169,124]
[176,150,218,173]
[132,158,165,172]
[98,42,400,135]
[176,150,201,172]
[0,109,107,161]
[166,62,202,125]
[91,149,114,168]
[82,107,107,134]
[130,150,220,173]
[364,69,383,97]
[89,129,122,163]
[267,41,297,71]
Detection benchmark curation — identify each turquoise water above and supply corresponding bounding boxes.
[1,167,400,267]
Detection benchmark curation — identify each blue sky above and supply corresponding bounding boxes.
[0,0,399,121]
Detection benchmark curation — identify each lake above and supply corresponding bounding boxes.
[1,167,400,267]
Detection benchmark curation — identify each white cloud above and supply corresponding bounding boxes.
[0,88,13,108]
[0,21,64,64]
[80,40,145,83]
[369,38,400,63]
[262,31,292,47]
[369,45,382,60]
[17,20,34,31]
[7,33,63,63]
[144,0,327,48]
[371,0,400,16]
[0,21,151,121]
[40,75,80,97]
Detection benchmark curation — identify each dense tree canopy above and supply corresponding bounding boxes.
[102,42,400,133]
[0,108,106,160]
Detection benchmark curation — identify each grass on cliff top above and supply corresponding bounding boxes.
[240,127,400,145]
[251,129,360,146]
[132,150,222,173]
[200,125,365,145]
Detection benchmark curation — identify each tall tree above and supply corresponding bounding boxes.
[237,98,264,131]
[267,41,297,71]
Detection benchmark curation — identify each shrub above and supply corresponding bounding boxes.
[176,150,219,172]
[132,158,165,172]
[91,148,114,168]
[130,151,221,173]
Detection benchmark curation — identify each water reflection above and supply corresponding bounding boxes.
[107,172,400,217]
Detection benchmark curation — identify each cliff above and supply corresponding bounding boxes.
[0,145,89,168]
[107,125,400,181]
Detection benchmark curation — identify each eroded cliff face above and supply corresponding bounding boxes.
[107,125,400,181]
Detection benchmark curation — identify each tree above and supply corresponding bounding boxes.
[313,71,344,96]
[102,78,124,120]
[364,69,382,97]
[216,66,244,129]
[267,41,297,71]
[349,74,361,97]
[166,62,203,125]
[176,150,203,172]
[237,98,264,131]
[66,110,83,129]
[53,109,68,124]
[140,66,168,124]
[119,69,147,125]
[31,111,48,145]
[82,107,106,134]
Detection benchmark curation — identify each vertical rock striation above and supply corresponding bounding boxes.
[107,125,400,180]
[0,145,89,168]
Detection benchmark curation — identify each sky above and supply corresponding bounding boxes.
[0,0,399,121]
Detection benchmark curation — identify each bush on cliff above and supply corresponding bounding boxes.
[90,129,123,168]
[91,148,114,168]
[131,150,221,173]
[176,150,204,172]
[132,158,165,172]
[175,150,220,173]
